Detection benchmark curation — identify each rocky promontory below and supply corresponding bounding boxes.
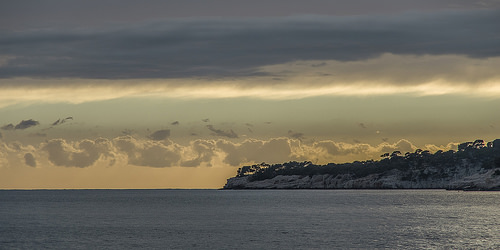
[223,139,500,190]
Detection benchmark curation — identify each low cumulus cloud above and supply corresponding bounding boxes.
[43,138,115,168]
[216,138,296,166]
[114,136,181,168]
[0,142,37,168]
[315,139,416,157]
[180,140,217,167]
[24,153,36,167]
[0,10,498,80]
[206,125,238,138]
[0,135,463,169]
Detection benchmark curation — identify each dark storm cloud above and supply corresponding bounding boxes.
[149,129,171,141]
[0,9,499,80]
[1,0,499,30]
[206,125,238,138]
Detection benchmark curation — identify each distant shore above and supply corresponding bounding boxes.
[223,140,500,190]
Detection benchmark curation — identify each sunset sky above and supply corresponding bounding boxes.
[1,0,500,189]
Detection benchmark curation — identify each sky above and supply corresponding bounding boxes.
[1,0,500,189]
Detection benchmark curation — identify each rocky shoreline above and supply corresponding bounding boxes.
[223,142,500,191]
[224,168,500,190]
[223,170,500,190]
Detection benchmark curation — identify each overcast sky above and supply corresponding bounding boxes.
[1,0,500,189]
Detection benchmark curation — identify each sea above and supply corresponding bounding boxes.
[0,189,498,249]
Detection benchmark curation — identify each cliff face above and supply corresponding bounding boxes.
[224,163,500,190]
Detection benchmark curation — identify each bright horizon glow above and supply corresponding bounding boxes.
[1,79,499,107]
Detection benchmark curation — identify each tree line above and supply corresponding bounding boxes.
[236,139,500,182]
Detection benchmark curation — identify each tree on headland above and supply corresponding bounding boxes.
[233,139,500,183]
[391,151,401,157]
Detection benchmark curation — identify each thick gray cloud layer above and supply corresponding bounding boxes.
[2,0,498,30]
[1,10,499,80]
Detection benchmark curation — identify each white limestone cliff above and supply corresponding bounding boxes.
[223,165,500,190]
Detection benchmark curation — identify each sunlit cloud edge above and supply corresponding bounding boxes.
[1,78,499,108]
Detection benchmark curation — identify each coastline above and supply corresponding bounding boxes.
[223,164,500,191]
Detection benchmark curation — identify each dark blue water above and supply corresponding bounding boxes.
[0,189,499,249]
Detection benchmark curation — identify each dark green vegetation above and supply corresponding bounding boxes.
[236,139,500,182]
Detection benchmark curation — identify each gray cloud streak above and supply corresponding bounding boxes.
[15,119,40,130]
[2,119,40,130]
[207,125,238,138]
[0,10,499,80]
[52,117,73,126]
[1,124,14,131]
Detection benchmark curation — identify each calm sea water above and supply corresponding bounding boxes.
[0,189,499,249]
